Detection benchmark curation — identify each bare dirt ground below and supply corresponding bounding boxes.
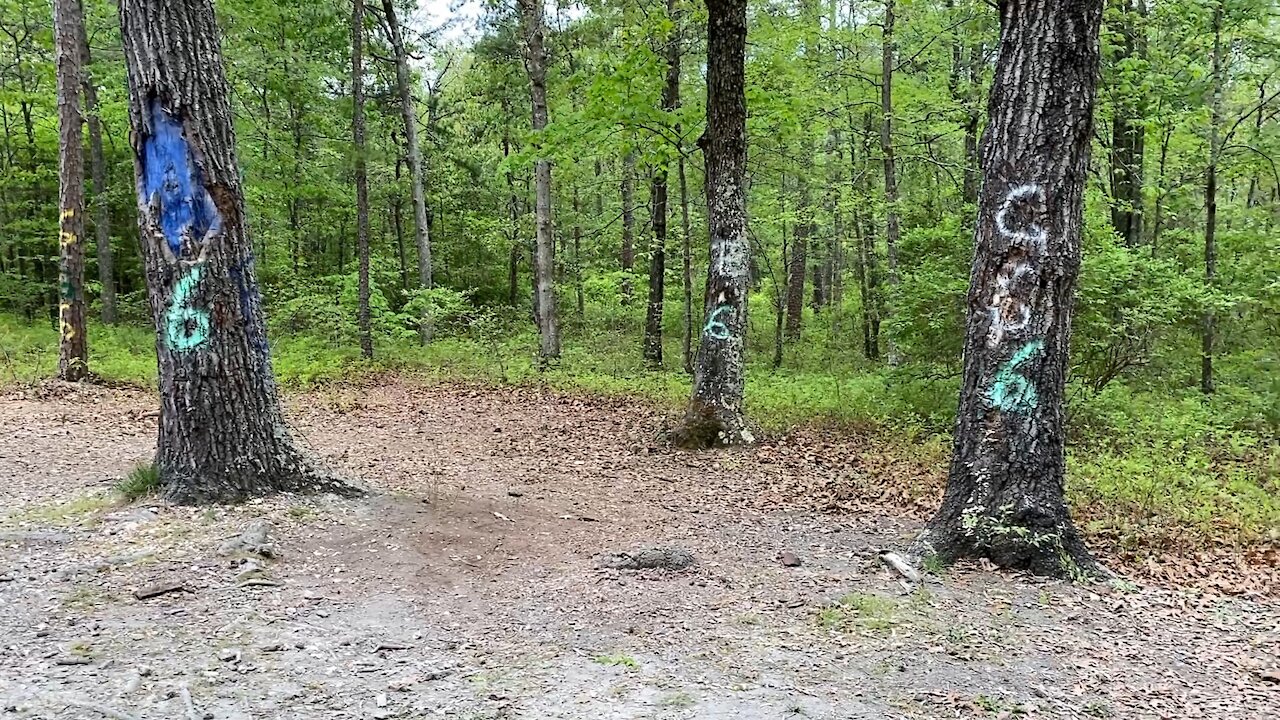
[1,379,1276,720]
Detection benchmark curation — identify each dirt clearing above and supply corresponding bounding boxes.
[1,379,1276,719]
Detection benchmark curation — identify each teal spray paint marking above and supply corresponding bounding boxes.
[987,339,1043,413]
[703,304,732,340]
[165,265,211,352]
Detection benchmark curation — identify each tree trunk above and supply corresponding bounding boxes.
[620,151,636,304]
[880,0,901,365]
[854,113,882,360]
[55,0,88,381]
[674,0,752,448]
[573,184,584,318]
[679,154,694,375]
[351,0,373,359]
[117,0,359,504]
[785,158,811,341]
[644,0,682,368]
[1108,0,1146,248]
[518,0,560,364]
[78,2,116,326]
[382,0,433,342]
[914,0,1105,578]
[1202,2,1223,396]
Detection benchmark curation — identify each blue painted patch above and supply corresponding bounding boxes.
[703,304,732,341]
[165,265,211,352]
[143,99,220,255]
[987,339,1043,413]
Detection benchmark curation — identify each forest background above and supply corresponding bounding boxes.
[1,0,1277,576]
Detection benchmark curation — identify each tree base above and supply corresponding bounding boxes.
[669,404,755,450]
[161,453,366,506]
[909,512,1107,582]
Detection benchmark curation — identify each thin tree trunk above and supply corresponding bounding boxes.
[880,0,901,365]
[117,0,360,503]
[644,0,682,368]
[382,0,433,342]
[1108,0,1146,247]
[675,0,752,448]
[785,155,811,340]
[620,151,636,304]
[856,112,882,360]
[518,0,560,364]
[77,1,116,326]
[351,0,373,359]
[679,154,694,374]
[914,0,1104,577]
[573,184,584,317]
[391,160,409,291]
[55,0,88,381]
[1202,1,1224,396]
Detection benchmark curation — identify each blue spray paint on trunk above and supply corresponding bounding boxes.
[166,265,211,351]
[988,339,1043,413]
[703,305,732,340]
[142,99,221,256]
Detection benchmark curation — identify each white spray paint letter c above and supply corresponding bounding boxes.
[995,183,1046,253]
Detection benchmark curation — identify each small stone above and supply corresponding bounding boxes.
[217,648,239,663]
[507,490,524,497]
[779,551,802,567]
[375,693,388,707]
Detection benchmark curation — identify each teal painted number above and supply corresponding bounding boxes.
[704,304,732,340]
[987,340,1043,413]
[166,265,211,352]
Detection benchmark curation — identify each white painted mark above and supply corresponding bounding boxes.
[995,183,1046,254]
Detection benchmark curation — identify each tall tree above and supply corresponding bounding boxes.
[381,0,433,340]
[785,150,812,341]
[517,0,560,364]
[674,0,752,448]
[77,0,115,325]
[1108,0,1147,247]
[54,0,88,381]
[679,153,694,375]
[880,0,902,365]
[620,150,636,303]
[1202,1,1224,395]
[914,0,1105,577]
[117,0,358,503]
[352,0,373,359]
[644,0,682,368]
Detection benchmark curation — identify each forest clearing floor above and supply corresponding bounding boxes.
[0,378,1277,720]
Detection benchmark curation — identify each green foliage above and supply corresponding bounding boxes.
[114,463,160,501]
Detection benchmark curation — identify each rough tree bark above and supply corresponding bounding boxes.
[117,0,360,503]
[673,0,752,448]
[55,0,88,381]
[644,0,682,368]
[381,0,433,340]
[77,0,116,325]
[880,0,901,365]
[351,0,373,359]
[913,0,1105,578]
[517,0,560,364]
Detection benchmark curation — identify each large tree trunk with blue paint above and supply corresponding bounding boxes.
[672,0,752,449]
[118,0,360,504]
[914,0,1104,578]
